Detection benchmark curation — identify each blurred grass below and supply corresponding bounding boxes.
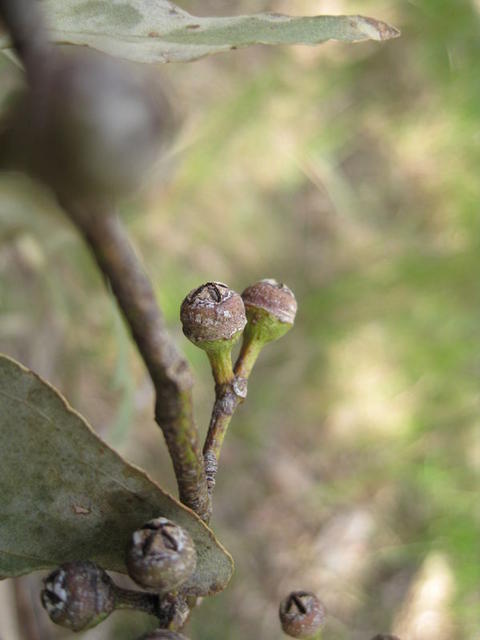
[1,0,480,638]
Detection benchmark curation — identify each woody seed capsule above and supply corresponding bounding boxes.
[279,591,326,639]
[40,561,116,631]
[235,279,297,379]
[242,279,297,342]
[126,517,197,592]
[180,282,246,346]
[180,282,246,384]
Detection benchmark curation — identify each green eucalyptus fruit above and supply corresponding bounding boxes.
[242,278,297,344]
[235,279,297,379]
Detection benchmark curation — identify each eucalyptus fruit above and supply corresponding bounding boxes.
[126,517,197,592]
[242,278,297,340]
[180,282,247,384]
[279,591,326,639]
[40,561,116,631]
[236,279,297,378]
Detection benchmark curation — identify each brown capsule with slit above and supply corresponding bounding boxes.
[40,561,116,631]
[279,591,326,639]
[180,282,247,384]
[180,282,246,346]
[126,517,197,592]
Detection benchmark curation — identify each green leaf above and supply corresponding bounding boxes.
[0,354,233,596]
[0,1,399,64]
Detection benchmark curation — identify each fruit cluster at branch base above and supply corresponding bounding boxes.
[40,518,196,633]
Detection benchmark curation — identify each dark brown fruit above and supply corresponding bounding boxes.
[279,591,326,639]
[126,517,197,592]
[40,561,115,631]
[180,282,246,347]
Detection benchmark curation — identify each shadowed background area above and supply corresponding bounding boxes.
[0,0,479,639]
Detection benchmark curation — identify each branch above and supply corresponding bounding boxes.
[1,0,211,521]
[61,199,211,522]
[0,0,51,82]
[203,354,254,498]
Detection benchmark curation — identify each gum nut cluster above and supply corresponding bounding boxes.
[40,561,116,631]
[126,517,197,592]
[279,591,326,639]
[242,279,297,327]
[18,47,172,199]
[180,282,247,347]
[138,632,190,640]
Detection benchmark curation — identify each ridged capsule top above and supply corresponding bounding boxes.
[41,561,115,632]
[126,517,197,592]
[279,591,326,639]
[242,279,297,325]
[180,282,247,344]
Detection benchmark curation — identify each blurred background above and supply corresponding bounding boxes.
[1,0,479,638]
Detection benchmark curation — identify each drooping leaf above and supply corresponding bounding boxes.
[0,1,399,64]
[0,354,232,596]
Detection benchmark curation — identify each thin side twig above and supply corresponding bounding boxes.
[0,0,51,82]
[61,200,211,522]
[203,349,259,498]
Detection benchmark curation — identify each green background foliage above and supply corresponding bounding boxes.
[0,0,479,638]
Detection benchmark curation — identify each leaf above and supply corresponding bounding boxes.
[0,1,400,64]
[0,354,233,596]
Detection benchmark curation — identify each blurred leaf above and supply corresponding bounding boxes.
[0,354,233,596]
[0,1,398,64]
